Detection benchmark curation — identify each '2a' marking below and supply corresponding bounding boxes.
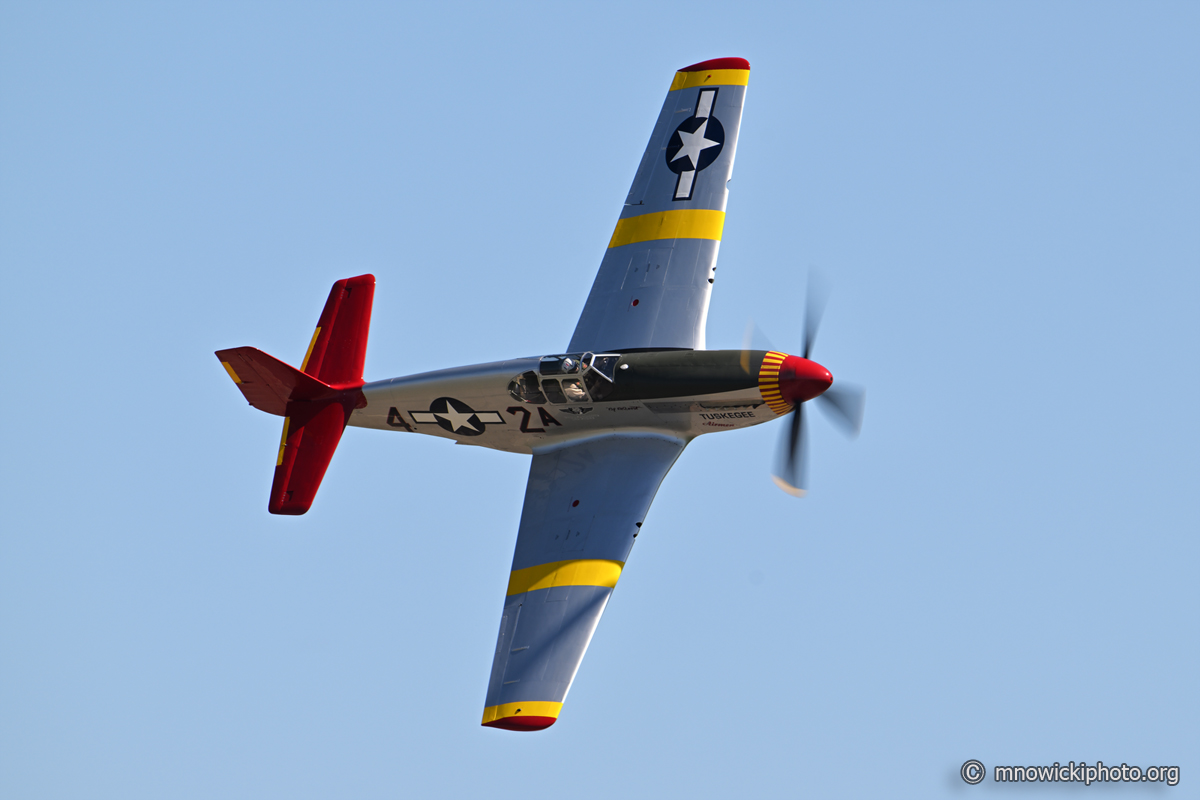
[507,406,563,432]
[507,406,544,433]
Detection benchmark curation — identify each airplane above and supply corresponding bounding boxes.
[216,57,865,731]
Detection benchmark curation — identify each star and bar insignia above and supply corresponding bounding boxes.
[409,397,504,436]
[665,88,725,201]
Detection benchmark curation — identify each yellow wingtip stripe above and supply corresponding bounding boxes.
[481,701,563,726]
[608,209,725,249]
[670,68,750,92]
[221,361,242,384]
[507,559,625,596]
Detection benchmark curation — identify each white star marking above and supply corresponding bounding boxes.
[671,119,719,170]
[435,404,479,433]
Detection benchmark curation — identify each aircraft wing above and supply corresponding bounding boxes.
[567,57,750,354]
[481,434,686,730]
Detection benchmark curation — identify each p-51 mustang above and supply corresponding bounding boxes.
[217,58,864,731]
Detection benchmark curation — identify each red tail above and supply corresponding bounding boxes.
[298,274,374,387]
[216,274,375,515]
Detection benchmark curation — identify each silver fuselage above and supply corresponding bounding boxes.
[350,349,783,454]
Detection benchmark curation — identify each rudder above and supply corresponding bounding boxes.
[299,274,375,387]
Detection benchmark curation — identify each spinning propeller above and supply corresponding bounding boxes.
[770,280,866,497]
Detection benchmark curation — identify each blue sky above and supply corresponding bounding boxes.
[2,2,1197,797]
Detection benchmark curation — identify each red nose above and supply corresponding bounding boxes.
[778,355,833,404]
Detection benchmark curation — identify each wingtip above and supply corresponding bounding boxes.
[678,57,750,72]
[482,716,558,732]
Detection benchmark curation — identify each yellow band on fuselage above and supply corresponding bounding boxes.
[670,69,750,92]
[481,701,563,725]
[608,209,725,249]
[507,559,624,596]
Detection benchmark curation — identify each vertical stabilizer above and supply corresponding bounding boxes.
[297,274,375,387]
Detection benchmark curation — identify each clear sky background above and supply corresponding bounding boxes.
[2,2,1197,798]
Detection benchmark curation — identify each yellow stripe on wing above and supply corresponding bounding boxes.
[608,209,725,249]
[221,361,242,384]
[481,701,563,726]
[670,69,750,91]
[506,559,624,596]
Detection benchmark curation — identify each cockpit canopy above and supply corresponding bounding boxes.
[509,352,620,405]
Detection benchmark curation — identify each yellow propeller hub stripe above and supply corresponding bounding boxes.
[506,559,624,596]
[608,209,725,249]
[758,350,794,415]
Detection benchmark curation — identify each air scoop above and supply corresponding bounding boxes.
[777,355,833,405]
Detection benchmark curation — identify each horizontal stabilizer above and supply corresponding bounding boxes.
[217,346,336,417]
